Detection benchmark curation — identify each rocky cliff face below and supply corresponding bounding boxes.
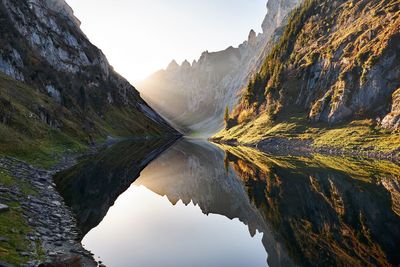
[138,0,301,136]
[382,88,400,130]
[0,0,178,141]
[224,0,400,134]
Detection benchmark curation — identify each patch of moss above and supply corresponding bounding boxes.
[0,169,37,196]
[0,169,15,187]
[0,209,32,266]
[0,176,43,265]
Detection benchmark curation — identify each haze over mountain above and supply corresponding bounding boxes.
[138,0,301,136]
[65,0,267,83]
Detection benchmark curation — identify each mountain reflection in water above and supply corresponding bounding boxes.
[56,138,400,267]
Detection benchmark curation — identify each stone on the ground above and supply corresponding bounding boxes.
[0,204,9,213]
[0,261,14,267]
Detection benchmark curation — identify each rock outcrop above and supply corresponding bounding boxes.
[138,0,301,136]
[382,88,400,130]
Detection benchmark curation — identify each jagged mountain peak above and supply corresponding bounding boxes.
[181,59,191,69]
[167,59,180,71]
[248,29,257,46]
[262,0,300,36]
[138,0,301,136]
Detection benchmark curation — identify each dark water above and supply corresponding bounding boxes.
[56,138,400,267]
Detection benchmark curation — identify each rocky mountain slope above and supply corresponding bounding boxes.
[138,0,301,136]
[0,0,179,164]
[214,0,400,158]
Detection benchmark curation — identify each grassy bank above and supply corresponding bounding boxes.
[0,169,44,266]
[213,112,400,159]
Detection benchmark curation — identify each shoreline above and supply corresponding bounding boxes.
[211,137,400,162]
[0,134,182,267]
[0,153,98,267]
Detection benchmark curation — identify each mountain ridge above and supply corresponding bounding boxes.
[138,0,301,136]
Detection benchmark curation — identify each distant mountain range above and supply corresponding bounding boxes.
[138,0,301,136]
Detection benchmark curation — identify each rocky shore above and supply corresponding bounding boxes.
[0,155,98,267]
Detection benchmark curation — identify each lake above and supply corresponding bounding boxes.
[55,138,400,267]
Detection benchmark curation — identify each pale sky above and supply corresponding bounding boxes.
[65,0,267,83]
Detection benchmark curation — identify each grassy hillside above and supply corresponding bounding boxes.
[0,73,176,168]
[0,0,179,169]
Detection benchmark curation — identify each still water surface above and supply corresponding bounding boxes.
[56,138,400,267]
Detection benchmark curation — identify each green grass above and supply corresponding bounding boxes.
[0,126,88,169]
[214,113,274,144]
[0,169,37,197]
[0,171,44,265]
[104,106,169,137]
[0,208,32,266]
[0,202,45,265]
[0,73,91,169]
[0,71,177,168]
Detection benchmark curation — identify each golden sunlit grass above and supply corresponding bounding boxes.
[214,114,400,158]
